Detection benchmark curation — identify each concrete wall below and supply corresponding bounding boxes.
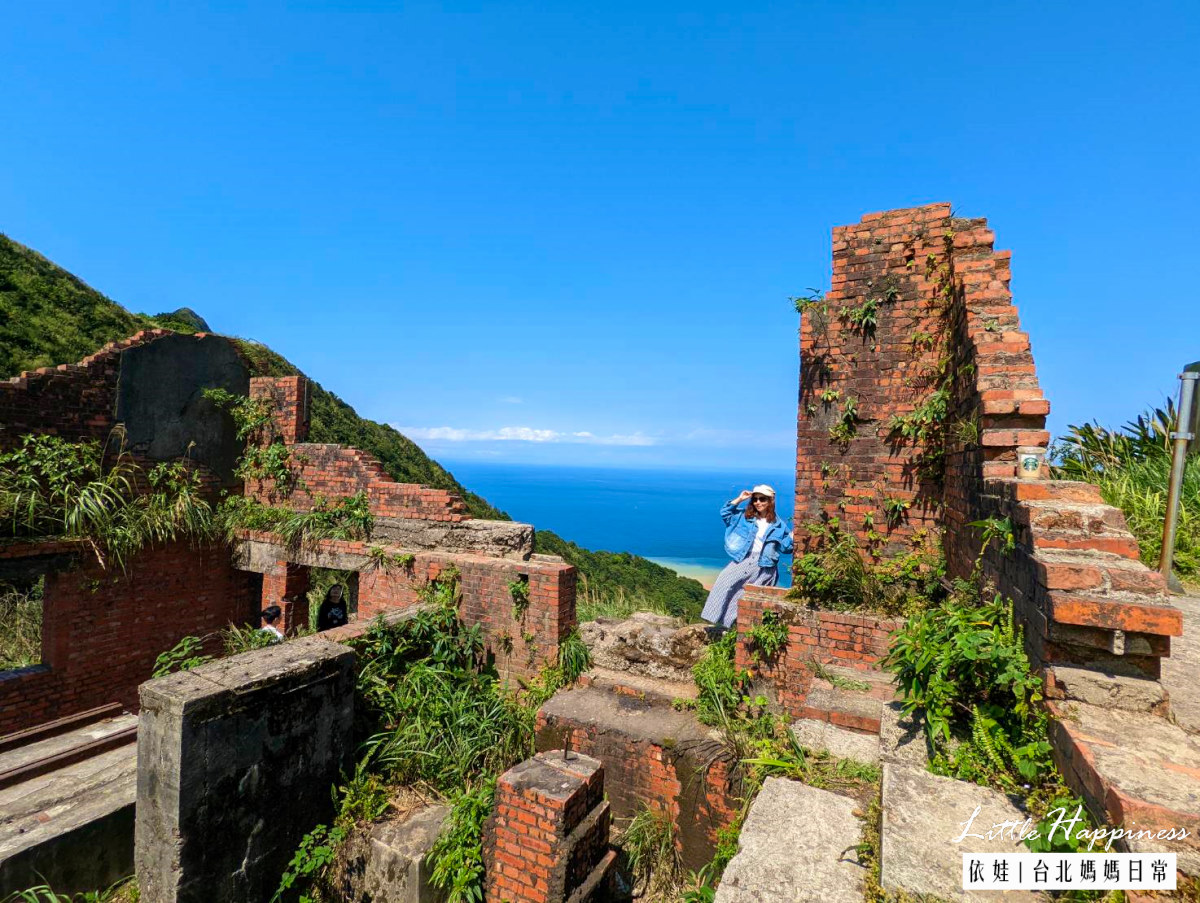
[135,636,355,903]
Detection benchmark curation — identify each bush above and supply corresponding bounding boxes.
[1055,404,1200,578]
[789,521,944,616]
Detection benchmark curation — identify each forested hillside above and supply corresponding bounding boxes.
[0,233,706,618]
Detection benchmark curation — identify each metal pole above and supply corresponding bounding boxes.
[1161,370,1200,583]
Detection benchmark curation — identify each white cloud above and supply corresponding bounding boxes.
[498,396,523,404]
[398,425,657,447]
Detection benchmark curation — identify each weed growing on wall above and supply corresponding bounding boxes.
[0,434,216,571]
[151,636,214,678]
[216,491,372,547]
[621,806,683,899]
[788,521,945,616]
[0,578,43,670]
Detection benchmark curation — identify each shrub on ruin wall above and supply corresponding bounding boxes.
[1055,403,1199,578]
[0,434,215,571]
[786,520,945,616]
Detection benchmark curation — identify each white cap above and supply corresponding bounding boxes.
[751,484,776,498]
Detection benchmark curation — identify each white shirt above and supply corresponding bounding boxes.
[750,517,770,558]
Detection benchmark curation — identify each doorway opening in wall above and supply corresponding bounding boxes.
[307,568,359,631]
[0,575,45,671]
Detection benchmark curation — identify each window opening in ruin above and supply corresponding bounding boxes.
[308,568,358,631]
[0,575,45,671]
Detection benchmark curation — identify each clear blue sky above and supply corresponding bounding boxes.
[3,2,1197,473]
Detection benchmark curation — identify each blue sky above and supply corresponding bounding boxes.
[3,1,1197,473]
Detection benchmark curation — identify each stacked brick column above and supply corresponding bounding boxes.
[483,750,615,903]
[261,560,311,635]
[249,374,310,443]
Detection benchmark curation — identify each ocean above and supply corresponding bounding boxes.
[443,462,795,588]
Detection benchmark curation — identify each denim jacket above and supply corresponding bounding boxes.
[721,500,794,567]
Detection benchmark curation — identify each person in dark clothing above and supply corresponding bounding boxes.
[317,584,350,631]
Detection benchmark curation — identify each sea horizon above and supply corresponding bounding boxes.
[441,459,795,590]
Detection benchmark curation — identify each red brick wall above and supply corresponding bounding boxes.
[241,533,577,682]
[358,550,576,681]
[261,560,311,635]
[0,541,260,736]
[248,375,469,522]
[534,711,741,874]
[735,585,899,718]
[0,329,175,451]
[249,375,309,443]
[800,203,1182,688]
[484,751,612,903]
[796,205,953,554]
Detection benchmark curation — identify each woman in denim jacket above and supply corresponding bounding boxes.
[700,484,793,628]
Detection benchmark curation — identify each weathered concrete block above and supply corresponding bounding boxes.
[135,636,355,903]
[579,613,712,682]
[1045,664,1167,714]
[881,764,1042,902]
[878,702,929,770]
[715,777,866,903]
[791,719,880,765]
[330,805,449,903]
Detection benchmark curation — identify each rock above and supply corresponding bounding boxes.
[791,719,880,765]
[881,764,1043,901]
[715,777,866,903]
[879,702,929,769]
[581,612,712,682]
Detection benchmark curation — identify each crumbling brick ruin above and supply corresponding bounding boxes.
[794,202,1195,864]
[4,202,1197,901]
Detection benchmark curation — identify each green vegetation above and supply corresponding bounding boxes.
[884,520,1105,870]
[0,234,707,629]
[669,623,879,900]
[621,806,683,900]
[0,234,158,377]
[535,530,707,621]
[0,578,43,670]
[0,435,215,572]
[1055,403,1200,579]
[275,573,586,903]
[788,520,945,616]
[0,878,139,903]
[745,610,787,661]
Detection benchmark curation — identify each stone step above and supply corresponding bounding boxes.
[790,719,880,766]
[715,777,866,903]
[577,666,697,706]
[1048,700,1200,875]
[881,764,1045,901]
[812,663,898,701]
[878,703,929,770]
[799,685,884,735]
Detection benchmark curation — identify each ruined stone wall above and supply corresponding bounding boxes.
[798,202,1183,702]
[535,696,741,873]
[237,534,577,681]
[736,585,900,706]
[795,205,952,554]
[247,376,470,522]
[136,636,355,903]
[0,541,260,736]
[0,330,168,450]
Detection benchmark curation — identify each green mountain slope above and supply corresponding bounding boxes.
[0,234,706,618]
